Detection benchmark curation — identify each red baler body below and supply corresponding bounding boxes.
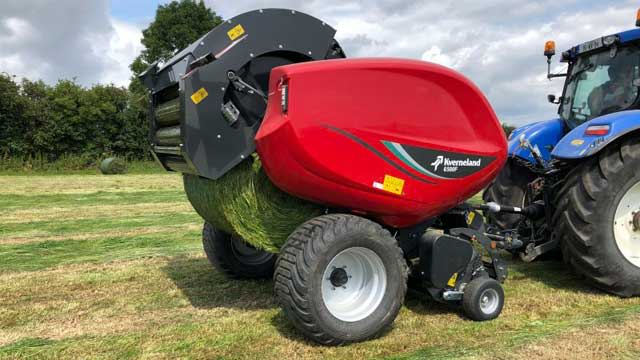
[256,58,507,228]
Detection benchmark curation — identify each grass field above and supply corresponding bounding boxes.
[1,173,639,359]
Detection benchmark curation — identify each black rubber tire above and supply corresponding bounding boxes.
[552,138,640,297]
[462,277,505,321]
[483,159,536,230]
[202,222,276,279]
[274,214,408,345]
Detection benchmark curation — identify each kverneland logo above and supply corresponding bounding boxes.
[431,155,482,173]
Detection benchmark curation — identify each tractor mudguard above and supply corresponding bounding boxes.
[551,110,640,159]
[507,118,565,165]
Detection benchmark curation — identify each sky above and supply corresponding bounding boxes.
[0,0,638,126]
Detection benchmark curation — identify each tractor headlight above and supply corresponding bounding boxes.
[603,35,618,46]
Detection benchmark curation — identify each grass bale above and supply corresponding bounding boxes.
[183,155,323,253]
[100,157,128,175]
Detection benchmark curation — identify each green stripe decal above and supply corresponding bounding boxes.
[382,141,435,177]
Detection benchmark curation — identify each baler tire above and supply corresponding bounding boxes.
[483,159,536,230]
[274,214,408,345]
[462,277,504,321]
[202,223,276,279]
[552,138,640,297]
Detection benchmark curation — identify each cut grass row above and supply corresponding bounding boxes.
[0,211,199,243]
[1,174,639,359]
[0,174,184,195]
[1,255,638,359]
[0,190,187,211]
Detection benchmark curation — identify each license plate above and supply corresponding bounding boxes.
[578,38,603,53]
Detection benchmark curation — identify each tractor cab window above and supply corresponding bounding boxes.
[561,46,640,128]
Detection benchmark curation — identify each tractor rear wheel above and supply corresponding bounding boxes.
[483,159,536,230]
[274,214,408,345]
[553,138,640,297]
[202,222,276,279]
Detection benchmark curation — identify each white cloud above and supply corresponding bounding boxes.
[210,0,638,125]
[2,0,639,126]
[0,17,33,45]
[91,19,144,86]
[421,46,454,68]
[0,0,143,87]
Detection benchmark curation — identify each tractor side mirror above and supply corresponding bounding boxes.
[547,94,559,104]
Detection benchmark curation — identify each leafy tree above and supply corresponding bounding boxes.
[129,0,222,93]
[21,79,51,156]
[0,75,25,157]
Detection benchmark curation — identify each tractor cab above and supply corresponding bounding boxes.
[545,20,640,130]
[558,42,640,129]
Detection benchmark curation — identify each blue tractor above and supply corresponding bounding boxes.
[484,11,640,297]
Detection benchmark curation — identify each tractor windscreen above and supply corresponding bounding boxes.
[561,46,640,127]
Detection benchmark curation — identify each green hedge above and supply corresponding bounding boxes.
[0,76,149,161]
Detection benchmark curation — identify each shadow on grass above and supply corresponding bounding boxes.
[508,257,599,295]
[163,255,277,310]
[404,289,461,317]
[269,286,451,343]
[269,311,394,345]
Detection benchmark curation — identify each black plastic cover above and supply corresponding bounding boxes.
[419,231,474,289]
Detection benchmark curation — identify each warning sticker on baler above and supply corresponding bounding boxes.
[190,88,209,104]
[447,273,458,287]
[382,175,405,195]
[466,211,476,225]
[227,24,245,41]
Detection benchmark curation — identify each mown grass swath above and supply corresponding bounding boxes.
[184,156,323,252]
[0,173,639,359]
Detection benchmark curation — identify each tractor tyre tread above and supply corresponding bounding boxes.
[483,159,536,230]
[274,214,408,345]
[552,138,640,297]
[203,222,276,279]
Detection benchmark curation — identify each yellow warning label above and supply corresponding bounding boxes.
[190,88,208,105]
[466,211,476,225]
[227,24,245,41]
[447,273,458,287]
[383,175,405,195]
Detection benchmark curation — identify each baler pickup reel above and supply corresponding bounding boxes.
[139,9,345,179]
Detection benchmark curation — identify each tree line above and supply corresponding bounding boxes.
[0,76,148,161]
[0,0,220,163]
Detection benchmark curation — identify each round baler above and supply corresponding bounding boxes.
[140,8,519,345]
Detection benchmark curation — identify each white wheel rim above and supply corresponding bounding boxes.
[321,247,387,322]
[479,288,500,315]
[614,181,640,268]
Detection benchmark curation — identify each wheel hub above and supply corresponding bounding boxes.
[479,288,500,315]
[320,247,388,322]
[329,267,349,288]
[614,181,640,268]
